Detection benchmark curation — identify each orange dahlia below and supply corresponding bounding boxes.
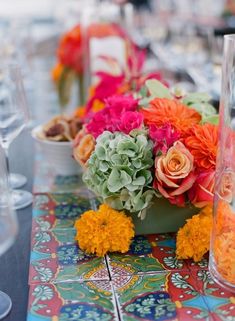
[184,123,218,171]
[141,98,201,135]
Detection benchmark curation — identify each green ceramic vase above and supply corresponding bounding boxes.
[130,197,199,235]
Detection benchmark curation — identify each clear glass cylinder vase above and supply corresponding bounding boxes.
[209,35,235,293]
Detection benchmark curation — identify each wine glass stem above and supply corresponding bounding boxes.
[2,147,11,190]
[3,148,10,174]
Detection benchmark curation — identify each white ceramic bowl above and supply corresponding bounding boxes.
[32,125,81,176]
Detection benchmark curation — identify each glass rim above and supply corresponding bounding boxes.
[224,34,235,41]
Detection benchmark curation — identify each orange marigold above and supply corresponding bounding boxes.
[176,206,213,262]
[74,204,134,256]
[213,201,235,284]
[184,123,218,170]
[141,98,201,135]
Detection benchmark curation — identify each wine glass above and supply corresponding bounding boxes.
[0,22,29,189]
[0,64,32,210]
[0,145,18,319]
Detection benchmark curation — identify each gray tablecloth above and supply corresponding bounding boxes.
[0,129,34,321]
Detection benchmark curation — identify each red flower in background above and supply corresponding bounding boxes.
[57,25,83,74]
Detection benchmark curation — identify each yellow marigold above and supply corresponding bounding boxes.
[74,204,135,256]
[176,206,213,262]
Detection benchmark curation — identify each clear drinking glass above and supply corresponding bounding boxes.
[0,64,32,210]
[0,145,18,319]
[209,34,235,293]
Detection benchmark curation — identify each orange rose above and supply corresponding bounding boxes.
[73,133,95,167]
[154,141,196,206]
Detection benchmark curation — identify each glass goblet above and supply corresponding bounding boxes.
[0,64,32,210]
[0,145,18,319]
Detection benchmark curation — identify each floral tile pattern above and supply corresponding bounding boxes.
[27,281,118,321]
[106,234,188,276]
[28,192,234,321]
[189,269,235,321]
[29,247,109,284]
[113,272,215,321]
[29,193,108,284]
[32,193,99,230]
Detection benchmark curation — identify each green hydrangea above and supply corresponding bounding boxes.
[83,131,155,213]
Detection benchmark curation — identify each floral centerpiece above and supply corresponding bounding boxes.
[73,79,219,260]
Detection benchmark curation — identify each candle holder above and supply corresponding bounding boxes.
[209,34,235,293]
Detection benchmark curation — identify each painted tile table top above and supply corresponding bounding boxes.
[27,192,235,321]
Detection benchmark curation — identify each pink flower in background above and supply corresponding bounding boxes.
[86,73,125,114]
[188,170,215,208]
[149,123,180,155]
[154,141,196,207]
[127,46,146,78]
[118,111,143,134]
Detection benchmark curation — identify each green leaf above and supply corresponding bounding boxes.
[138,96,154,107]
[138,84,148,98]
[145,79,172,99]
[182,92,211,105]
[201,115,219,125]
[187,102,217,121]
